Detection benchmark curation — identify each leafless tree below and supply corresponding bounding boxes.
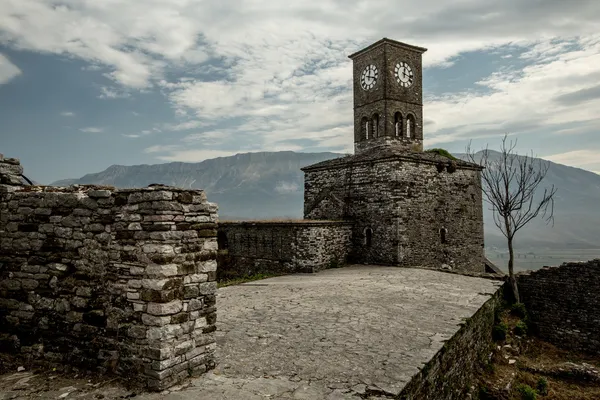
[465,134,557,303]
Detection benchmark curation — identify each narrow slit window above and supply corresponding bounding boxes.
[365,228,373,247]
[440,228,448,244]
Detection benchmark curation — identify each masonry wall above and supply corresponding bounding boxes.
[400,283,504,399]
[0,175,218,390]
[518,259,600,355]
[303,156,484,273]
[217,221,352,279]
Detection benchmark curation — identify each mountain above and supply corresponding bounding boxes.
[50,150,600,250]
[51,152,345,219]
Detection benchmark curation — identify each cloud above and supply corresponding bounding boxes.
[274,181,300,194]
[124,127,161,139]
[98,86,130,99]
[0,53,21,84]
[79,127,104,133]
[543,149,600,167]
[554,84,600,106]
[143,145,238,162]
[425,35,600,146]
[2,0,600,165]
[60,111,75,117]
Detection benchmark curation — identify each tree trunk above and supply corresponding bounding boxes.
[507,237,520,303]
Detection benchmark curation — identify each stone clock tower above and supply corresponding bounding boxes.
[349,38,427,154]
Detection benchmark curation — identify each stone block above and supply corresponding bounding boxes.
[145,264,179,277]
[142,313,171,327]
[146,300,183,316]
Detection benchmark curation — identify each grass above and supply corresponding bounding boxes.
[217,272,284,288]
[425,148,458,160]
[474,306,600,399]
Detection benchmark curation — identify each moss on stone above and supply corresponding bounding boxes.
[425,148,458,160]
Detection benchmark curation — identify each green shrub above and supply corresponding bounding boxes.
[514,320,528,336]
[511,303,528,318]
[536,377,548,395]
[425,148,458,160]
[517,384,537,400]
[492,322,508,341]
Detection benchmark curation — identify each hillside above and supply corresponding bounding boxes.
[50,150,600,250]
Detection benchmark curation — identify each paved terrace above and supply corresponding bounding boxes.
[0,266,502,399]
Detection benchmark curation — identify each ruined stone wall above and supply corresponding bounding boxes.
[518,259,600,355]
[217,221,352,279]
[303,157,484,273]
[0,183,218,390]
[0,154,25,186]
[400,283,504,399]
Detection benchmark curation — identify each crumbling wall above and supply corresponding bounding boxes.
[518,259,600,355]
[0,178,218,390]
[217,221,352,279]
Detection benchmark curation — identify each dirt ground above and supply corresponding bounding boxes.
[475,309,600,400]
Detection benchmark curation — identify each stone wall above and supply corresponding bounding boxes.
[518,259,600,355]
[0,183,218,390]
[399,283,504,399]
[0,154,25,186]
[303,151,485,273]
[217,221,352,279]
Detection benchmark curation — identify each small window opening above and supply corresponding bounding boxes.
[218,231,229,250]
[440,228,448,244]
[406,114,415,139]
[372,114,379,138]
[394,112,403,137]
[364,228,373,247]
[361,117,369,141]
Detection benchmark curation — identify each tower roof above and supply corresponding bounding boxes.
[348,38,428,59]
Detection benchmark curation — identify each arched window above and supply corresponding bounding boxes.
[361,117,368,140]
[406,114,416,139]
[394,112,403,137]
[364,227,373,247]
[372,114,379,138]
[440,227,448,244]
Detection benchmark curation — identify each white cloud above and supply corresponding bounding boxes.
[98,86,130,99]
[543,150,600,166]
[2,0,600,164]
[60,111,75,117]
[274,181,300,194]
[425,35,600,146]
[0,53,21,84]
[79,127,104,133]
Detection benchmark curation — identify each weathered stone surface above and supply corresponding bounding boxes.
[518,259,600,355]
[0,178,217,391]
[218,222,352,278]
[146,300,183,316]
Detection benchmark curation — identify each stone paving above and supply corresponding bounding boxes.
[0,266,502,399]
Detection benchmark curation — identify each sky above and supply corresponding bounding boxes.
[1,0,599,184]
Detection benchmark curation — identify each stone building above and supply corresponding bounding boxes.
[301,38,485,272]
[220,38,486,274]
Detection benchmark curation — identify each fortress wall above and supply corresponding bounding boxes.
[400,282,504,399]
[0,177,218,390]
[303,157,485,272]
[217,221,352,279]
[518,259,600,355]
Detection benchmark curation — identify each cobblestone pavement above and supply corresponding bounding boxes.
[0,266,501,399]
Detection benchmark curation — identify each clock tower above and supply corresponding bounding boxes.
[349,38,427,154]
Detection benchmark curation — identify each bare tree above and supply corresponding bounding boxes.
[465,134,557,303]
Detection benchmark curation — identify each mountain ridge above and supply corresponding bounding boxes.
[49,150,600,250]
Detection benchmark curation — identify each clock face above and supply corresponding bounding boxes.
[360,65,378,90]
[394,62,414,87]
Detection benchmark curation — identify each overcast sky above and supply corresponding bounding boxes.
[1,0,599,184]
